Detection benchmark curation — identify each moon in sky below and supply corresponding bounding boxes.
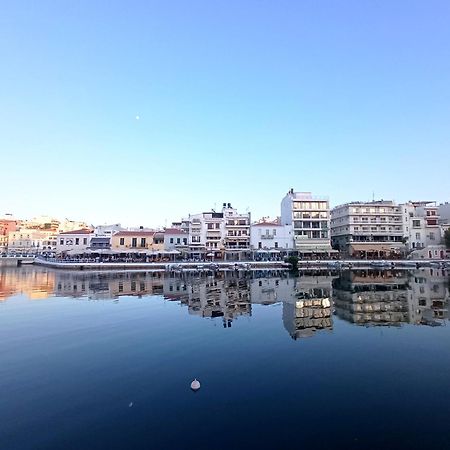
[135,115,140,120]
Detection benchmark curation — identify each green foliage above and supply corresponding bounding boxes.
[286,256,299,271]
[444,229,450,249]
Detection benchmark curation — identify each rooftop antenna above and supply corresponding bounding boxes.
[372,191,375,202]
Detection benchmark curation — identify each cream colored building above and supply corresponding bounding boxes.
[8,228,57,255]
[111,230,156,253]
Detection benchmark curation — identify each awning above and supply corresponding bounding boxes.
[350,243,403,252]
[296,247,332,253]
[89,237,110,246]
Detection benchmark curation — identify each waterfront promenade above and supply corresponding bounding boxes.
[32,257,448,272]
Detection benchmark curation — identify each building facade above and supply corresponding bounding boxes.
[402,201,441,252]
[164,228,189,251]
[56,229,93,255]
[281,190,332,257]
[111,230,156,253]
[250,219,293,256]
[331,200,404,258]
[187,203,251,260]
[8,228,58,255]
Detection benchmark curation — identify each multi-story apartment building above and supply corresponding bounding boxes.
[188,211,225,259]
[187,203,251,260]
[222,203,251,259]
[0,215,19,253]
[8,228,58,255]
[331,200,404,258]
[250,218,293,256]
[281,190,332,256]
[402,201,441,251]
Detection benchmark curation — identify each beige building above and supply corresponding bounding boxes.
[8,228,57,255]
[111,230,156,253]
[331,200,404,258]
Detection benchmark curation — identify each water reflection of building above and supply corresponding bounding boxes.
[333,270,410,326]
[282,273,334,340]
[333,269,450,327]
[0,267,55,300]
[407,268,449,326]
[163,274,252,326]
[54,271,165,300]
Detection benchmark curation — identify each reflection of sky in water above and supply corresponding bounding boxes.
[0,267,449,449]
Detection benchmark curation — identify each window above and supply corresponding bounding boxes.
[215,223,220,229]
[274,242,278,248]
[83,238,87,245]
[207,223,214,229]
[258,242,262,249]
[273,229,276,236]
[140,238,146,247]
[176,238,180,244]
[132,238,137,247]
[120,237,125,245]
[75,238,79,245]
[429,232,435,241]
[170,238,174,244]
[60,239,64,245]
[415,233,421,240]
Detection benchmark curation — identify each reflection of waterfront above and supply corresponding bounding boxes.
[333,269,449,327]
[0,267,55,300]
[0,267,449,338]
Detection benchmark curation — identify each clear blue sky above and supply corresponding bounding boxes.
[1,0,449,227]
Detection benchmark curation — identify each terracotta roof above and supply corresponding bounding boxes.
[164,228,187,235]
[59,229,93,235]
[115,230,155,237]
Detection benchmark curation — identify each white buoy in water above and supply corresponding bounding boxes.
[190,378,201,391]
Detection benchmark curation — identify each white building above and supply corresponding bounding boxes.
[250,219,293,256]
[331,200,404,258]
[163,228,188,251]
[187,203,251,260]
[281,190,332,257]
[401,201,445,258]
[56,229,93,255]
[88,224,123,252]
[222,203,251,259]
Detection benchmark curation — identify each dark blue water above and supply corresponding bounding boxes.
[0,267,449,449]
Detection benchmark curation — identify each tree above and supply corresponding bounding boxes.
[445,229,450,249]
[286,256,299,271]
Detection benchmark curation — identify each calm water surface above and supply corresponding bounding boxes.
[0,266,449,449]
